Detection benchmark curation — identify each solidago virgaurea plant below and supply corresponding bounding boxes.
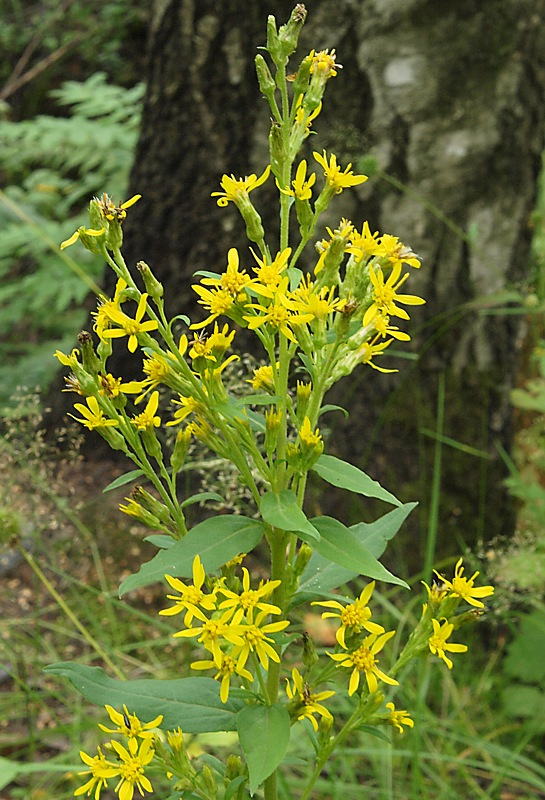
[46,6,495,799]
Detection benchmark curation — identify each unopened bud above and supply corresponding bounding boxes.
[137,261,164,302]
[255,54,276,98]
[277,4,307,61]
[302,630,319,669]
[78,330,101,375]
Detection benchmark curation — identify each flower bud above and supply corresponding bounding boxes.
[170,426,193,474]
[291,53,313,99]
[132,486,173,525]
[302,629,319,669]
[294,543,313,579]
[78,330,101,375]
[77,226,107,255]
[255,53,276,99]
[269,120,286,180]
[137,261,164,302]
[277,4,307,61]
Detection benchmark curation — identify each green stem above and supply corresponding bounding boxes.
[18,545,125,680]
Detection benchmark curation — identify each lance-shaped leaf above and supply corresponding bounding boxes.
[44,663,244,733]
[293,503,416,603]
[310,516,408,588]
[260,490,320,543]
[312,454,401,506]
[119,515,265,596]
[237,704,290,795]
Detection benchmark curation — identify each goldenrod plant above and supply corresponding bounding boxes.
[47,6,494,799]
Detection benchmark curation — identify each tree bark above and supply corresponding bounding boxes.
[53,0,545,561]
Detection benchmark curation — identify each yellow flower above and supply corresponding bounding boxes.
[285,668,335,731]
[372,311,411,342]
[166,394,204,427]
[54,348,81,368]
[75,745,118,799]
[357,336,397,373]
[293,99,322,137]
[68,396,119,430]
[247,363,277,392]
[436,558,494,608]
[290,276,347,321]
[191,284,235,329]
[98,373,144,399]
[131,390,161,431]
[199,248,254,299]
[328,630,398,695]
[428,618,468,669]
[362,262,425,327]
[94,192,141,222]
[299,416,323,451]
[310,48,342,78]
[346,221,380,262]
[218,567,282,622]
[211,165,271,207]
[385,702,414,734]
[312,581,385,648]
[244,276,313,343]
[98,705,163,740]
[313,150,368,194]
[60,225,105,251]
[101,294,159,353]
[232,609,290,672]
[174,607,246,663]
[279,160,316,200]
[92,278,129,340]
[373,233,421,269]
[191,651,253,703]
[251,248,291,289]
[159,555,218,626]
[110,736,154,800]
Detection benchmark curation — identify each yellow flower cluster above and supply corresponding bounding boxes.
[160,555,290,702]
[75,705,161,800]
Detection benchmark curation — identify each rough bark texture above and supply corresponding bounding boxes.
[58,0,545,564]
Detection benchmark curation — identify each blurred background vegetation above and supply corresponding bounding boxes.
[2,1,545,798]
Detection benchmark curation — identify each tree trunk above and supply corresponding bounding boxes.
[52,0,545,563]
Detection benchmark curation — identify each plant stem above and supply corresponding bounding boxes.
[18,544,125,680]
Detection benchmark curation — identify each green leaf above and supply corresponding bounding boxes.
[237,704,290,794]
[502,684,545,729]
[348,503,418,558]
[0,758,82,790]
[310,516,408,588]
[0,757,22,791]
[102,469,144,492]
[119,516,265,596]
[44,663,244,733]
[357,725,392,743]
[318,404,348,419]
[312,454,401,506]
[260,490,320,543]
[293,504,416,603]
[144,534,174,549]
[504,609,545,683]
[180,491,224,508]
[237,394,282,406]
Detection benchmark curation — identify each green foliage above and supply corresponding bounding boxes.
[502,608,545,732]
[43,664,246,732]
[1,0,147,100]
[0,73,144,406]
